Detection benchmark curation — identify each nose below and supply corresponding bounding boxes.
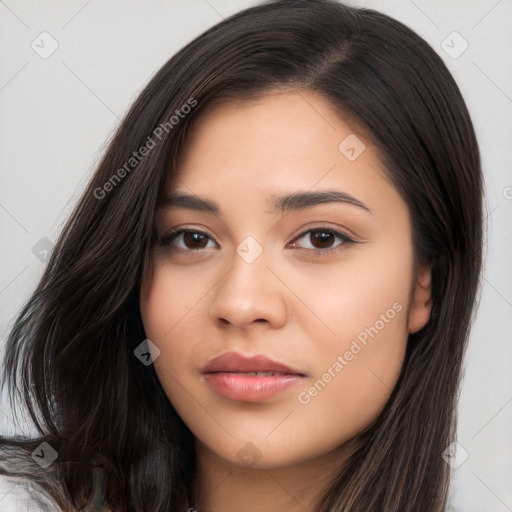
[209,246,288,331]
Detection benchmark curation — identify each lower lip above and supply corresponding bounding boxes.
[203,372,304,402]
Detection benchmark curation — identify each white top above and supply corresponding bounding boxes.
[0,475,60,512]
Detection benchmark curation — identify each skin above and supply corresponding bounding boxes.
[139,89,432,512]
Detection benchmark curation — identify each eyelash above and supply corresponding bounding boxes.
[158,227,355,257]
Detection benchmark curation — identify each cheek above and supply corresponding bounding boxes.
[140,263,210,344]
[282,233,412,354]
[303,259,411,432]
[139,266,210,398]
[290,239,412,417]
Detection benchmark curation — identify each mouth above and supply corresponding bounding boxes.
[202,352,306,402]
[216,371,295,376]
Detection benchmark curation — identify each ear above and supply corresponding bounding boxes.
[407,264,432,334]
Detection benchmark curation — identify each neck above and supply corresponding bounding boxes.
[191,440,354,512]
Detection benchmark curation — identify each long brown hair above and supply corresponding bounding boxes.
[0,1,483,510]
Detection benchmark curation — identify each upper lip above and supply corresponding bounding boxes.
[202,351,306,376]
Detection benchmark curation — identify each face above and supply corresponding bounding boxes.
[139,90,432,470]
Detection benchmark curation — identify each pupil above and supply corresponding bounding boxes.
[312,231,333,249]
[184,232,207,248]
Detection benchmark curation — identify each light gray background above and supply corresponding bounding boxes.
[0,1,511,511]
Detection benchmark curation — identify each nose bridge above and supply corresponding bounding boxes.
[209,235,288,329]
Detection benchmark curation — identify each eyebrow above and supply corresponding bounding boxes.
[160,190,372,216]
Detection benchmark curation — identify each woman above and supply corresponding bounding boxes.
[0,0,483,510]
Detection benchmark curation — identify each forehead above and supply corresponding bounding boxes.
[176,92,364,169]
[162,90,401,219]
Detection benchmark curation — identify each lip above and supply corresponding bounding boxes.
[202,352,306,402]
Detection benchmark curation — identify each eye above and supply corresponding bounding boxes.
[159,229,217,251]
[288,227,355,255]
[158,226,355,256]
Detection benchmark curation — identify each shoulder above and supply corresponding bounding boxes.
[0,448,112,511]
[0,442,73,511]
[0,474,62,511]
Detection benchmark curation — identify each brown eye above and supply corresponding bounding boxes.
[309,230,336,249]
[159,229,217,251]
[290,228,354,254]
[182,231,209,249]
